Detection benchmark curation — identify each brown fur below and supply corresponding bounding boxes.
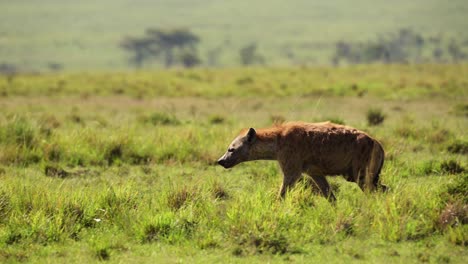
[217,121,387,200]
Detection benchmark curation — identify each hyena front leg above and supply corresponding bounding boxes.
[278,161,302,198]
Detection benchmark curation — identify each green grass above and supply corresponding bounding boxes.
[0,64,467,262]
[1,0,468,71]
[1,64,467,99]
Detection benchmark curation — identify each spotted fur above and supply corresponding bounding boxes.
[217,121,387,200]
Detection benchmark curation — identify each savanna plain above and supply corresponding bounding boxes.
[0,64,467,263]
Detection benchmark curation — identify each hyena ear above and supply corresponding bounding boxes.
[247,128,256,143]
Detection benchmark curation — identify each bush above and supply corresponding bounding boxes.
[440,160,465,174]
[447,141,468,155]
[142,112,181,126]
[208,115,225,125]
[95,248,110,261]
[366,108,385,126]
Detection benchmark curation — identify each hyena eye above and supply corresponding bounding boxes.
[228,148,235,152]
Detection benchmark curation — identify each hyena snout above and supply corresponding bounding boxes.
[217,155,234,169]
[217,156,228,168]
[217,158,228,168]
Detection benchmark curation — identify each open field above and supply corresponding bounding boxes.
[0,64,467,263]
[1,0,468,70]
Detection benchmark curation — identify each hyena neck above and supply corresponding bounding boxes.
[249,130,278,160]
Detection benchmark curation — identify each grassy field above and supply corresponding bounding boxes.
[0,64,467,263]
[1,0,468,71]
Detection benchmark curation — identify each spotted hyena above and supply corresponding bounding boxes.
[217,121,387,200]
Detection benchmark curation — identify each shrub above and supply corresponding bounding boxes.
[167,187,197,211]
[104,143,124,166]
[366,108,385,126]
[95,248,110,261]
[447,141,468,155]
[440,160,465,174]
[208,115,225,125]
[142,112,181,126]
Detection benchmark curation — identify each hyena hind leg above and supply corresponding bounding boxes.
[307,173,336,201]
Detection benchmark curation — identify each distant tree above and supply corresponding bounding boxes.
[239,43,265,65]
[47,62,63,72]
[447,40,466,62]
[0,63,17,75]
[332,28,426,65]
[180,51,201,68]
[120,28,201,68]
[433,47,444,62]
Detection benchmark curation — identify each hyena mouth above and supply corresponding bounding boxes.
[217,159,234,169]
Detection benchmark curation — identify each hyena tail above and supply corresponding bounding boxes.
[370,140,387,191]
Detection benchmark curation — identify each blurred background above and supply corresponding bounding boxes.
[1,0,467,73]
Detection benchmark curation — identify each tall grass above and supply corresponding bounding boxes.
[0,169,464,257]
[0,65,466,262]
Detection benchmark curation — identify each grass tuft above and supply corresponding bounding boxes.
[447,140,468,155]
[95,248,110,261]
[270,115,286,125]
[451,103,468,117]
[0,116,38,148]
[447,173,468,203]
[208,115,226,124]
[440,160,465,174]
[167,187,198,211]
[142,112,181,126]
[236,233,292,255]
[366,108,385,126]
[211,181,229,200]
[38,114,61,136]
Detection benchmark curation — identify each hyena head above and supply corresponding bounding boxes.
[217,128,256,169]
